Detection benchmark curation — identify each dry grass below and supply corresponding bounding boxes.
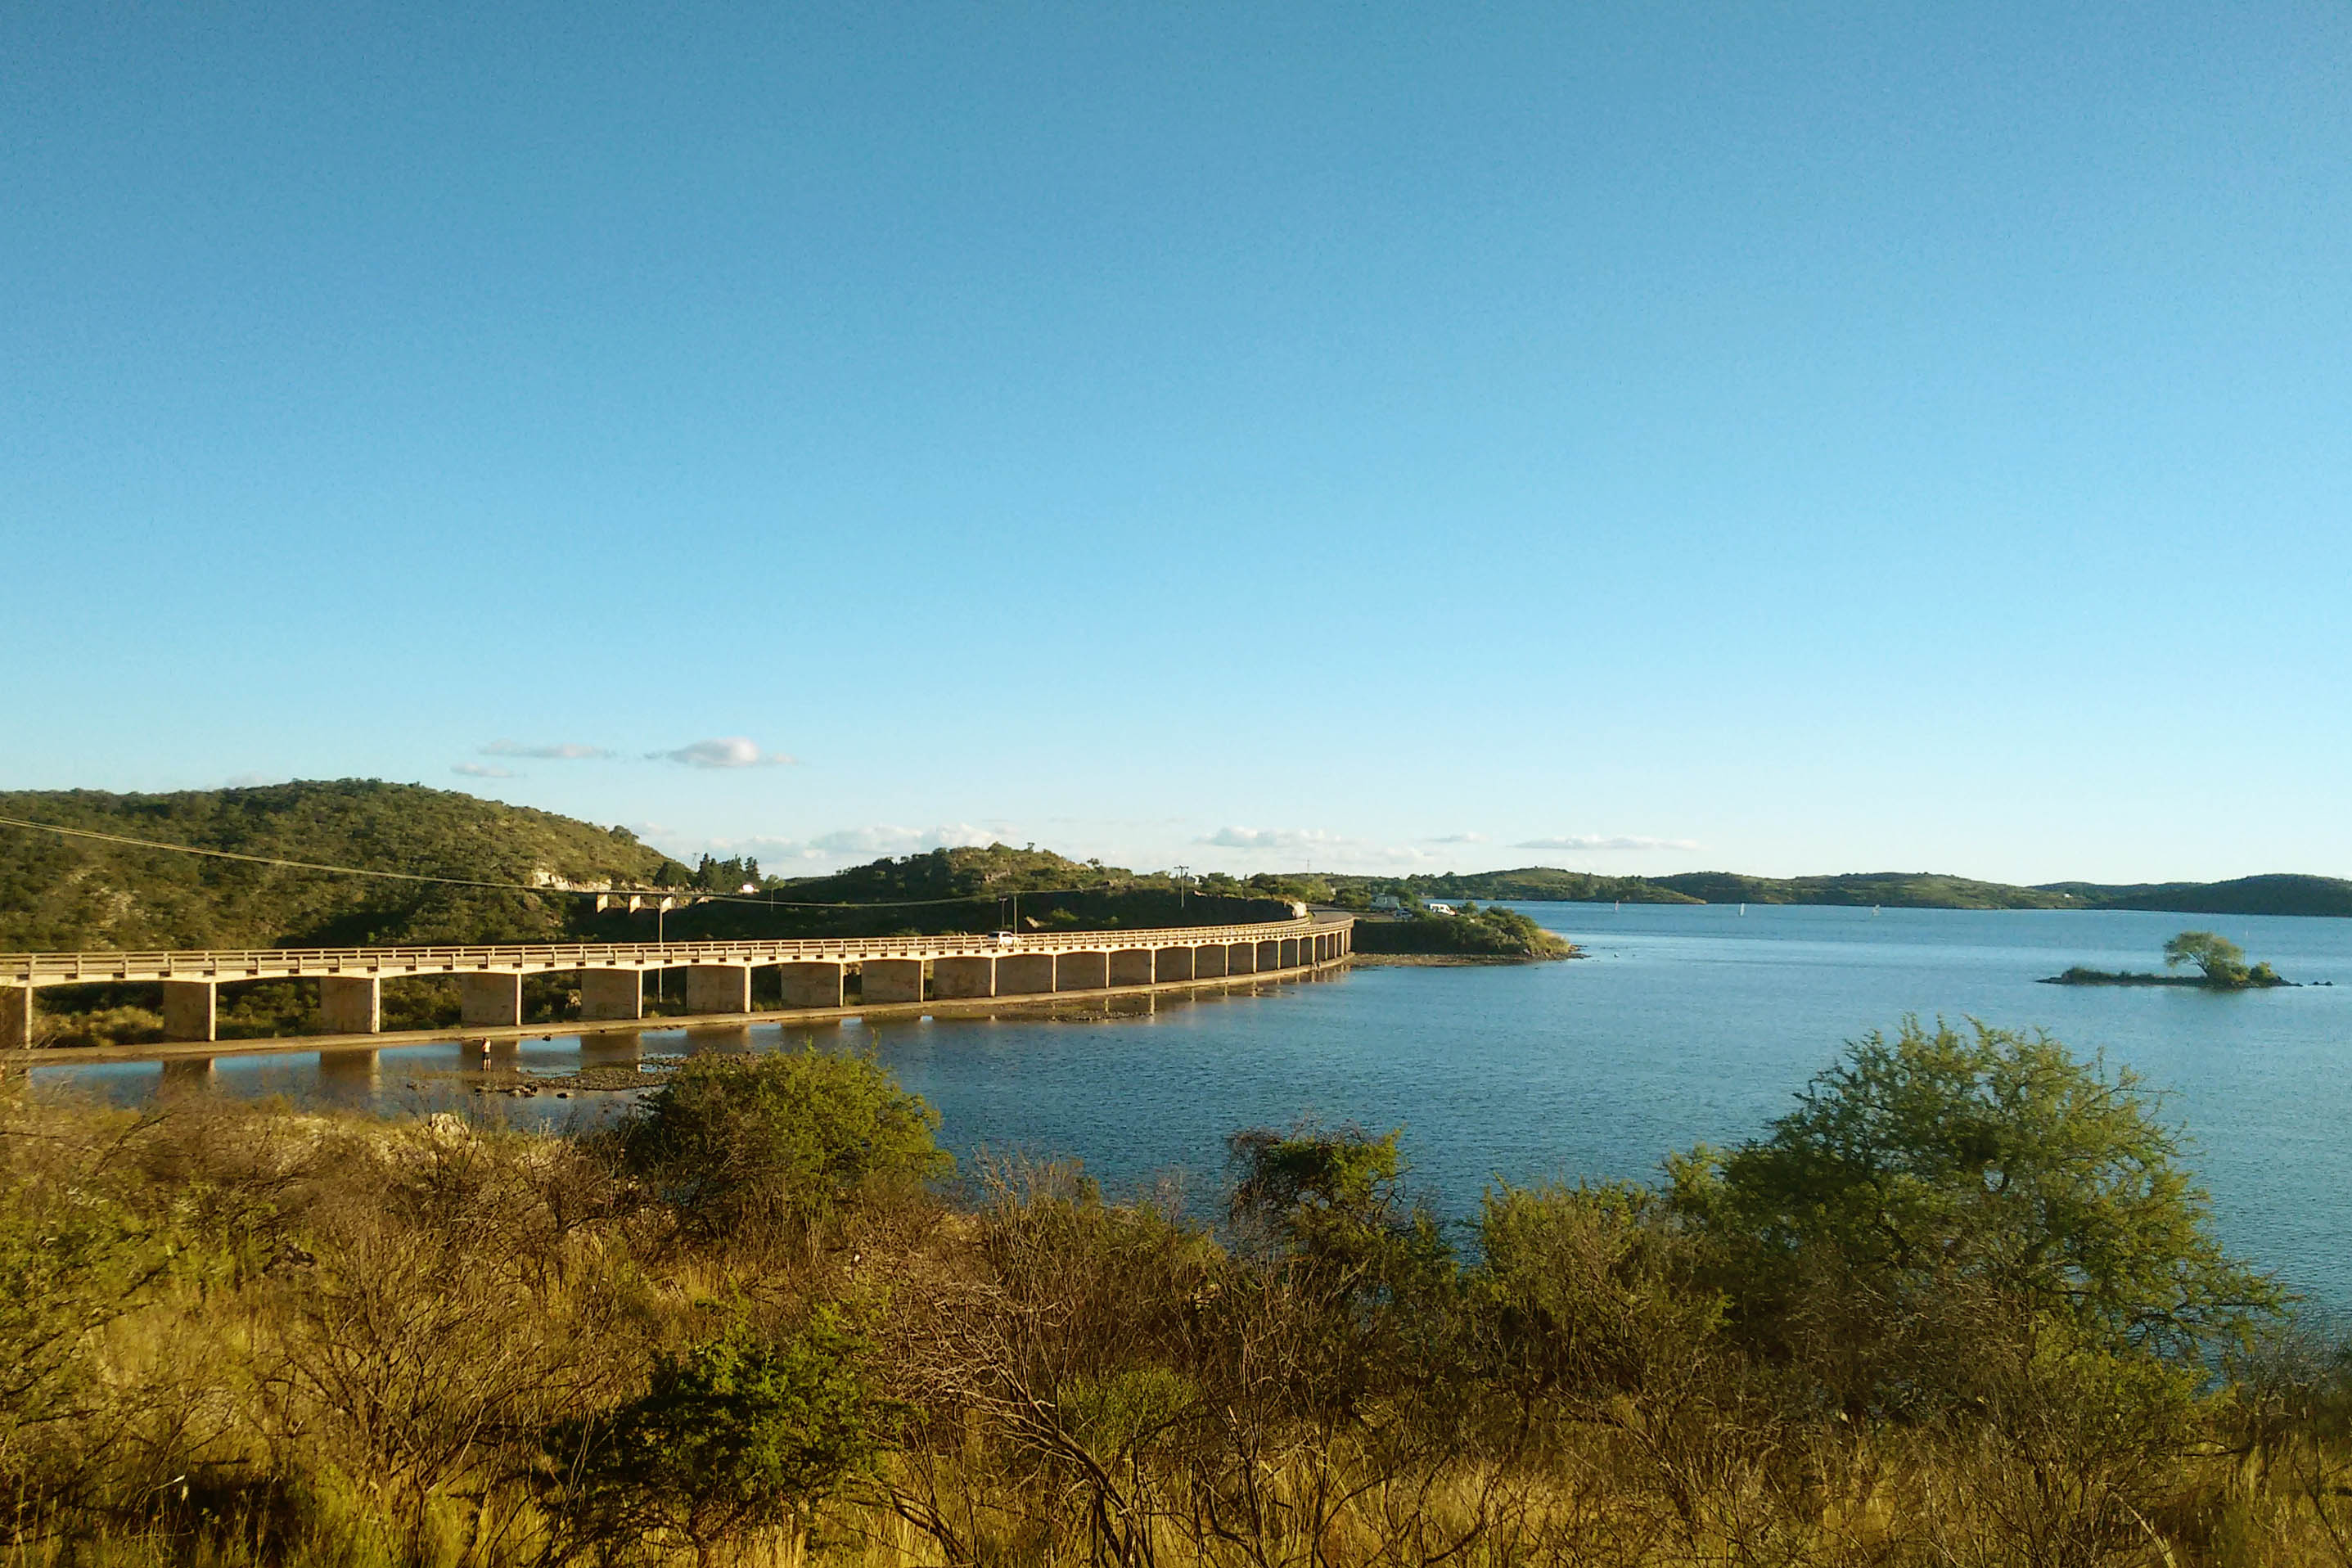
[4,1082,2351,1568]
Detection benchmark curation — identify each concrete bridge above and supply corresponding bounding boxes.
[0,915,1355,1049]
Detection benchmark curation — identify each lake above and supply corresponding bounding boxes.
[30,903,2352,1304]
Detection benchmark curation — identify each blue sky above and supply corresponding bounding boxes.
[5,2,2347,882]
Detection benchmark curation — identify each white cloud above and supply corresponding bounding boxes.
[1196,827,1443,871]
[452,762,519,779]
[648,737,797,768]
[222,772,280,788]
[805,822,1000,856]
[1426,831,1489,844]
[1202,826,1349,852]
[480,740,614,759]
[1513,835,1702,853]
[651,822,1007,870]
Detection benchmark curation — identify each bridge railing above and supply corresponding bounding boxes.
[2,915,1340,987]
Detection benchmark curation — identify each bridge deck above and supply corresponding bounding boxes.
[3,915,1348,988]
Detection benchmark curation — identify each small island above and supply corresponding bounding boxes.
[1345,899,1578,965]
[2043,930,2293,989]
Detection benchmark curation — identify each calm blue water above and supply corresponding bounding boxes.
[32,905,2352,1302]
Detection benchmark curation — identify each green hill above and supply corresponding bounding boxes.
[0,781,681,951]
[2034,873,2352,919]
[0,791,1300,954]
[667,845,1298,942]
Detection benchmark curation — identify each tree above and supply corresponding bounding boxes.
[1224,1124,1457,1420]
[1669,1018,2278,1416]
[2165,930,2250,985]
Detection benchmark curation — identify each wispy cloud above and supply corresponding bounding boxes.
[648,737,797,768]
[223,773,280,788]
[480,740,615,759]
[1426,831,1489,845]
[453,762,519,779]
[1513,835,1702,853]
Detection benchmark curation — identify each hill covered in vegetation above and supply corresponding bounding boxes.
[665,844,1297,943]
[0,789,1304,956]
[0,782,682,951]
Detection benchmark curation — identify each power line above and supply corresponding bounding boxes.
[0,814,1132,911]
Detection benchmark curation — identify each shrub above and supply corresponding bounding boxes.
[620,1050,951,1241]
[544,1305,886,1565]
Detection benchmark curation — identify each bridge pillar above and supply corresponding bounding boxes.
[1257,939,1280,971]
[996,953,1055,995]
[1,987,31,1050]
[161,980,216,1043]
[779,963,843,1009]
[1154,945,1193,982]
[1108,948,1154,986]
[1055,951,1109,991]
[862,960,924,1004]
[581,969,643,1022]
[933,957,996,998]
[1227,941,1256,975]
[686,965,753,1014]
[1194,944,1228,979]
[459,973,522,1028]
[319,976,381,1034]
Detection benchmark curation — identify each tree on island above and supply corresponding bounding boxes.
[2162,930,2278,987]
[2163,930,2245,984]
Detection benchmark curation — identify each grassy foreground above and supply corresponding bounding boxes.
[6,1023,2352,1567]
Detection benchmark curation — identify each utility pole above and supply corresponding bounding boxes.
[1173,864,1191,910]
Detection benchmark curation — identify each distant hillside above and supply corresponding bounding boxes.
[0,782,681,950]
[1386,867,1698,904]
[1326,866,2352,918]
[1648,872,2077,911]
[2034,874,2352,919]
